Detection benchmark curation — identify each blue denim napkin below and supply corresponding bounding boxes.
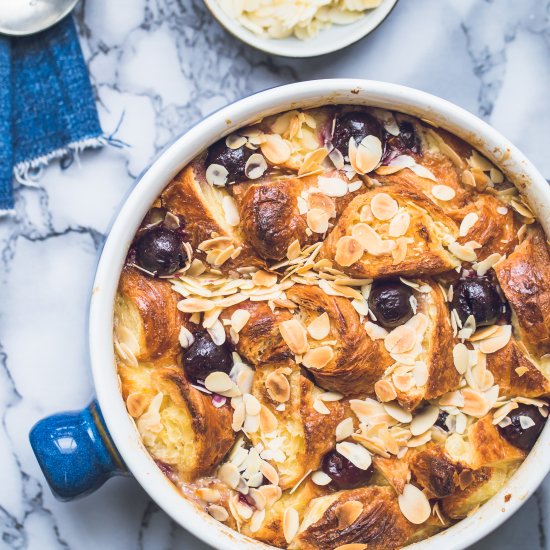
[0,16,104,214]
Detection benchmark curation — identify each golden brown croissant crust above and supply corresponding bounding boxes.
[115,105,550,549]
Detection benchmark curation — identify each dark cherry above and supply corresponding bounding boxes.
[435,411,450,432]
[396,121,421,154]
[498,404,546,451]
[451,278,504,327]
[206,137,253,183]
[182,332,233,383]
[331,111,384,157]
[368,279,414,329]
[321,450,374,490]
[135,227,187,276]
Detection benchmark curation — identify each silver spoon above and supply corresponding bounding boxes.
[0,0,79,36]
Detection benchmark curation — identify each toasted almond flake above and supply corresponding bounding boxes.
[453,342,470,374]
[313,399,330,414]
[371,192,399,221]
[208,319,226,345]
[468,324,500,342]
[335,236,364,266]
[287,239,301,260]
[218,462,240,489]
[389,211,411,237]
[249,508,266,533]
[126,392,149,418]
[206,163,229,186]
[258,484,282,508]
[520,416,536,430]
[311,470,333,486]
[413,361,429,386]
[336,501,363,529]
[365,321,388,340]
[222,195,240,226]
[392,371,415,393]
[335,417,355,442]
[474,253,503,277]
[351,223,384,254]
[279,319,309,354]
[307,208,330,234]
[265,371,291,403]
[302,346,334,370]
[515,366,529,377]
[392,237,408,265]
[317,176,348,197]
[244,153,268,179]
[307,312,331,340]
[208,504,229,522]
[243,393,262,416]
[384,324,416,354]
[177,297,215,313]
[318,391,344,402]
[410,406,439,436]
[260,461,279,486]
[252,270,278,287]
[374,379,397,402]
[407,430,432,448]
[510,198,535,219]
[231,309,251,333]
[478,325,512,354]
[398,483,431,524]
[178,326,195,349]
[461,169,476,188]
[196,487,221,502]
[260,405,279,432]
[336,442,372,470]
[334,545,368,550]
[461,388,490,417]
[226,134,247,149]
[497,206,509,215]
[205,371,233,393]
[448,241,477,262]
[260,134,291,164]
[232,401,245,431]
[459,212,479,237]
[283,507,299,544]
[351,135,383,174]
[384,402,413,424]
[432,184,456,201]
[307,191,336,218]
[299,148,329,176]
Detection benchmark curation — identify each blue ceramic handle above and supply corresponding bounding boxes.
[29,400,127,501]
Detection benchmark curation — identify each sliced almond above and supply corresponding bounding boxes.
[126,392,149,418]
[392,371,415,393]
[336,500,363,529]
[398,483,431,524]
[374,379,397,402]
[177,297,215,313]
[196,488,221,503]
[283,507,299,544]
[365,321,388,340]
[336,442,372,470]
[459,212,479,237]
[384,324,416,354]
[205,371,233,393]
[260,461,279,486]
[371,192,399,221]
[311,470,333,486]
[302,346,334,370]
[384,402,413,424]
[299,148,328,176]
[207,504,229,522]
[222,195,240,226]
[243,393,261,416]
[307,208,330,234]
[317,176,348,198]
[231,401,245,431]
[260,134,291,164]
[448,241,477,262]
[245,153,267,179]
[474,253,503,277]
[249,509,266,533]
[252,270,278,287]
[231,309,251,333]
[217,462,240,489]
[335,236,364,267]
[226,134,247,149]
[389,211,411,237]
[287,239,301,260]
[313,399,330,414]
[178,326,195,349]
[205,163,228,187]
[307,312,331,340]
[461,388,490,417]
[335,417,355,442]
[432,184,456,201]
[334,545,368,550]
[265,371,291,403]
[279,319,309,354]
[351,223,383,254]
[351,135,383,174]
[308,191,336,217]
[410,406,439,436]
[453,342,470,374]
[260,405,279,432]
[478,325,512,354]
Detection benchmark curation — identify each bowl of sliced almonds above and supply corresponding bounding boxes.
[30,80,550,550]
[203,0,399,57]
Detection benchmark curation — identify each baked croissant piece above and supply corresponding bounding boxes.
[495,226,550,354]
[320,182,460,278]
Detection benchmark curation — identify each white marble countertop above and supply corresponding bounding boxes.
[0,0,549,548]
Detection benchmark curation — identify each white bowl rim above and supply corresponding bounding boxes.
[90,79,550,550]
[202,0,399,58]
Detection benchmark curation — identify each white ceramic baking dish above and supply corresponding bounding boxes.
[30,79,550,550]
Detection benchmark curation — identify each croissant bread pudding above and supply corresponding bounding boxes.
[114,106,550,549]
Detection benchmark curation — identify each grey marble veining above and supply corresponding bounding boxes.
[0,0,549,548]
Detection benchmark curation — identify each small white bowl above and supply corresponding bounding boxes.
[203,0,399,57]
